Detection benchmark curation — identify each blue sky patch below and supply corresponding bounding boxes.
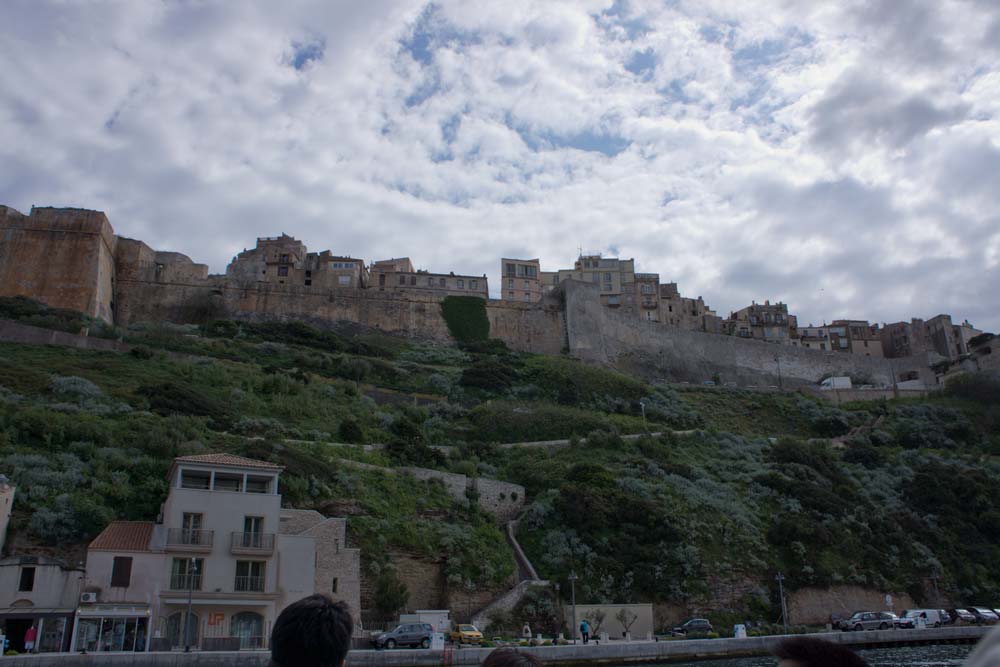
[625,48,656,77]
[290,38,325,70]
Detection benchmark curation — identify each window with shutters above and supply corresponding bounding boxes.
[111,557,133,587]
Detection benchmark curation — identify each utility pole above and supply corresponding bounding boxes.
[184,558,197,652]
[776,572,788,633]
[568,572,578,644]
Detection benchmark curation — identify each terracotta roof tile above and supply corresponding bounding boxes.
[174,454,283,470]
[89,521,154,552]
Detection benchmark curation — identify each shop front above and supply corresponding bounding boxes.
[0,607,75,653]
[71,604,151,653]
[156,601,273,650]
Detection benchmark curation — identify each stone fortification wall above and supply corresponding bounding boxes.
[788,585,919,625]
[562,280,936,387]
[0,319,128,352]
[0,206,117,322]
[399,467,525,522]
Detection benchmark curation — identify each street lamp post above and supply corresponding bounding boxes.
[184,558,197,652]
[568,572,578,644]
[775,572,788,633]
[554,583,561,642]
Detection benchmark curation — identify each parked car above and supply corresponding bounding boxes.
[902,609,949,627]
[672,618,714,636]
[370,623,434,649]
[837,611,896,631]
[969,608,999,624]
[949,608,977,624]
[448,624,483,645]
[890,613,915,629]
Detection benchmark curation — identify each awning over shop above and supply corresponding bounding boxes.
[77,604,151,618]
[0,607,75,617]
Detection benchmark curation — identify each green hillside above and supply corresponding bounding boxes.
[1,298,999,624]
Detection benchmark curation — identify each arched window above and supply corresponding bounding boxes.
[166,611,199,648]
[230,612,265,649]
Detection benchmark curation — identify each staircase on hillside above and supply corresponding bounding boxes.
[471,515,548,630]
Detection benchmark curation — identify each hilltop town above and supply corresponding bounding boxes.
[0,203,999,655]
[0,204,995,391]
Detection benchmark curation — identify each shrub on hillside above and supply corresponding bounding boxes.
[460,358,516,392]
[890,404,976,449]
[944,372,1000,405]
[338,418,364,444]
[136,382,231,428]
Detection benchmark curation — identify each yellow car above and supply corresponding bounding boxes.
[449,624,484,645]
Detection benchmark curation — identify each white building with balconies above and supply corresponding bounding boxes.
[74,454,360,652]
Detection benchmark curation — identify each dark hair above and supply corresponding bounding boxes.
[482,648,543,667]
[772,636,868,667]
[270,594,353,667]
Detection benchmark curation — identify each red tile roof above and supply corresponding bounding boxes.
[89,521,154,552]
[174,454,283,470]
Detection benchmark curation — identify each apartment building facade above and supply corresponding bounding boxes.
[544,255,637,312]
[371,257,488,299]
[500,258,543,302]
[658,283,722,333]
[725,301,798,344]
[74,454,360,653]
[227,235,369,290]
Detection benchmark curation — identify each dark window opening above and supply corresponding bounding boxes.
[331,577,338,593]
[277,266,289,277]
[19,567,35,592]
[111,557,133,587]
[304,280,312,286]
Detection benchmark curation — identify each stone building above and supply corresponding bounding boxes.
[371,257,488,299]
[797,321,883,357]
[499,258,543,303]
[724,301,798,344]
[0,206,117,323]
[0,556,83,653]
[881,315,981,361]
[634,273,660,322]
[658,282,722,333]
[226,235,368,291]
[74,454,360,653]
[544,254,637,314]
[0,476,14,555]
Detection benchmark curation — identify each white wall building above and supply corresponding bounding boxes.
[74,454,360,652]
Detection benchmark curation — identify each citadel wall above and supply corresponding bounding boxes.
[0,206,117,322]
[561,280,939,387]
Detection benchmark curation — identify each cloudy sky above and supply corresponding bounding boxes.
[2,1,999,331]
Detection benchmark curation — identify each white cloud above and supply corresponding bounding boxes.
[0,0,998,331]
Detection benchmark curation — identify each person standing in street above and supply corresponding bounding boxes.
[522,623,531,641]
[580,619,590,644]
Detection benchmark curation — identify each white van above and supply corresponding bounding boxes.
[903,609,948,627]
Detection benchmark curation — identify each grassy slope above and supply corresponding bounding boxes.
[1,304,999,622]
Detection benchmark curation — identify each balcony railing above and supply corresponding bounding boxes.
[230,532,275,554]
[169,574,203,591]
[166,529,214,551]
[234,576,265,593]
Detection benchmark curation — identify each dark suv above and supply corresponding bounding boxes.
[371,623,434,649]
[671,619,713,636]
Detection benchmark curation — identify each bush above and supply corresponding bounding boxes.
[339,418,364,444]
[129,345,155,360]
[460,358,516,392]
[136,382,231,428]
[944,372,1000,405]
[373,569,410,617]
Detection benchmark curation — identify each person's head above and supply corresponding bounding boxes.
[772,637,868,667]
[482,648,543,667]
[270,594,353,667]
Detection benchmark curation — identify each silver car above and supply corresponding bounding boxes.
[838,611,895,631]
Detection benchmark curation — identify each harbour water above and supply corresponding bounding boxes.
[662,643,974,666]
